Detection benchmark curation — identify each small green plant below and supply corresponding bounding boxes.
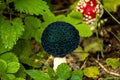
[106,58,120,69]
[26,63,83,80]
[83,66,100,79]
[0,52,24,80]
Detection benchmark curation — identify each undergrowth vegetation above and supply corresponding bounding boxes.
[0,0,120,80]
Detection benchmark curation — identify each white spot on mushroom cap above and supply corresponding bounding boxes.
[90,3,94,6]
[83,2,87,7]
[88,16,92,19]
[80,9,84,13]
[88,12,90,14]
[84,14,89,18]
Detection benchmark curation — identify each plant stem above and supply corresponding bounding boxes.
[95,13,104,58]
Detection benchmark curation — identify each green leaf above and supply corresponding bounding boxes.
[6,74,16,80]
[73,46,83,52]
[15,64,26,78]
[14,0,49,15]
[0,59,7,75]
[75,24,93,37]
[42,10,56,22]
[0,38,11,54]
[79,52,89,61]
[2,74,13,80]
[0,2,6,11]
[0,15,5,23]
[83,66,100,79]
[56,63,71,80]
[73,46,89,61]
[12,40,42,68]
[106,58,120,69]
[66,11,83,24]
[103,0,120,12]
[26,70,50,80]
[83,38,103,52]
[70,70,83,80]
[47,66,55,78]
[7,62,20,73]
[0,52,18,63]
[23,16,41,40]
[0,18,24,49]
[25,16,41,28]
[15,78,25,80]
[0,16,11,54]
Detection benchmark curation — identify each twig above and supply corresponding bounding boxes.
[80,59,87,69]
[93,58,120,77]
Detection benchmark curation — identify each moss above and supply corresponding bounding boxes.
[41,21,80,57]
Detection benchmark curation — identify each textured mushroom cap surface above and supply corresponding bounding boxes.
[41,21,80,57]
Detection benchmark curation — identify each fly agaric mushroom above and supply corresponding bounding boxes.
[41,21,80,70]
[76,0,104,30]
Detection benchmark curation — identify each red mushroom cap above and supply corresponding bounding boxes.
[77,0,97,20]
[77,0,103,30]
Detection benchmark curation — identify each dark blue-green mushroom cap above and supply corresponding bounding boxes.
[41,21,80,57]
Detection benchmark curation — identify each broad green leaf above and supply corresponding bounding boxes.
[103,0,120,12]
[83,38,103,52]
[0,15,5,23]
[42,10,56,22]
[79,52,89,61]
[0,59,7,74]
[106,58,120,69]
[83,66,100,79]
[23,16,41,40]
[75,24,93,37]
[6,74,16,80]
[56,63,71,80]
[73,46,89,61]
[73,46,83,52]
[0,3,6,12]
[0,38,11,54]
[0,52,18,63]
[12,40,41,68]
[57,78,65,80]
[14,0,49,15]
[66,11,83,24]
[25,16,41,28]
[15,78,25,80]
[34,29,43,43]
[2,74,11,80]
[47,66,55,77]
[15,64,26,78]
[70,70,83,80]
[0,16,11,54]
[7,62,20,73]
[56,15,66,21]
[0,18,24,49]
[26,70,50,80]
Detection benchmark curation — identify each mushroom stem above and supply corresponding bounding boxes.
[53,57,67,70]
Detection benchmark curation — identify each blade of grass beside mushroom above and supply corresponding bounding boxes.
[41,21,80,70]
[76,0,104,30]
